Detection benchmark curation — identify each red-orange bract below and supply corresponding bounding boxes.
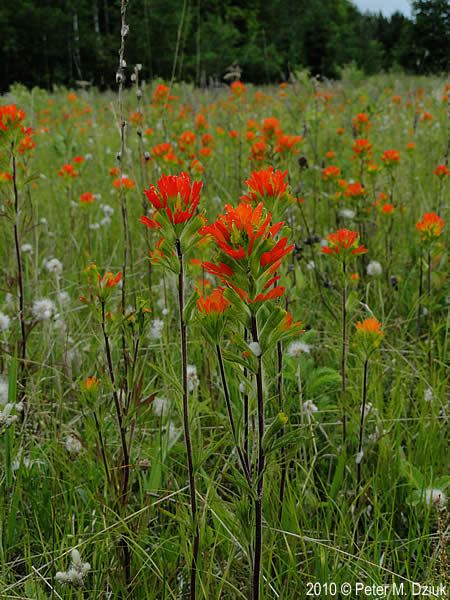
[197,287,230,315]
[200,201,293,304]
[416,212,445,241]
[433,164,449,178]
[381,149,400,166]
[141,172,202,228]
[241,167,288,203]
[321,229,368,257]
[0,104,26,132]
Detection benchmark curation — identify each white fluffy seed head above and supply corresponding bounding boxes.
[367,260,382,276]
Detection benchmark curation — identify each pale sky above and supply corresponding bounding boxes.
[353,0,412,17]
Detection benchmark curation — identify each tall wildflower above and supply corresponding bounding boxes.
[0,105,34,411]
[141,172,203,600]
[201,199,299,600]
[322,229,368,442]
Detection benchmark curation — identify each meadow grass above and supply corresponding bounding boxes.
[0,74,448,598]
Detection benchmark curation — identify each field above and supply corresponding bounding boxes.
[0,73,448,599]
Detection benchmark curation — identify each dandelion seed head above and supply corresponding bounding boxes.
[287,341,311,357]
[32,298,55,321]
[0,312,11,332]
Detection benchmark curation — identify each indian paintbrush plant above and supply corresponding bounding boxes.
[321,229,367,444]
[353,317,384,506]
[199,200,301,600]
[141,172,204,600]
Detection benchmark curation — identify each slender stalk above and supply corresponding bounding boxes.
[251,314,264,600]
[356,358,369,502]
[216,344,251,484]
[175,238,199,600]
[416,252,423,339]
[100,301,130,500]
[340,260,348,443]
[12,149,27,408]
[116,0,132,312]
[427,250,432,374]
[100,300,131,587]
[243,329,250,471]
[277,341,287,523]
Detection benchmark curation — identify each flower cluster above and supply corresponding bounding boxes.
[416,212,445,243]
[200,201,293,305]
[321,229,367,259]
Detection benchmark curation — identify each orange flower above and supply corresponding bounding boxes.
[322,165,341,180]
[250,140,267,162]
[274,134,302,154]
[178,130,196,151]
[72,155,85,165]
[129,111,143,126]
[381,149,400,166]
[355,318,384,353]
[58,164,78,178]
[98,271,122,289]
[352,113,371,132]
[83,376,100,391]
[18,135,35,154]
[261,117,281,139]
[109,166,120,177]
[0,104,26,132]
[113,176,135,190]
[152,142,173,158]
[345,182,367,198]
[229,130,239,139]
[195,113,208,129]
[80,192,95,204]
[381,203,394,215]
[321,229,367,257]
[0,171,12,183]
[230,80,246,96]
[416,212,445,241]
[201,202,293,304]
[353,138,372,156]
[420,111,433,122]
[141,172,202,227]
[241,167,288,203]
[152,84,170,104]
[406,142,416,152]
[433,164,449,178]
[197,287,230,315]
[281,312,303,333]
[201,133,214,147]
[367,163,381,176]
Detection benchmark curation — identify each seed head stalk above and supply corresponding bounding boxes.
[116,0,133,313]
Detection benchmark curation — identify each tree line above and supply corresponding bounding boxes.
[0,0,448,92]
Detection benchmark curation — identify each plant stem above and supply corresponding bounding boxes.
[416,252,423,339]
[12,149,27,409]
[340,260,348,443]
[216,344,251,484]
[356,358,369,503]
[251,314,264,600]
[100,300,131,587]
[175,238,199,600]
[277,341,287,523]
